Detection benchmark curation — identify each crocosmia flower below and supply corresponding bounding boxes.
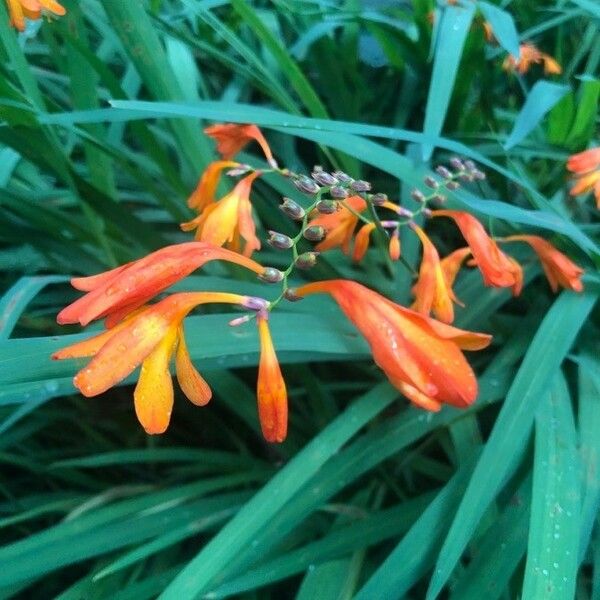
[53,292,251,434]
[57,242,265,327]
[295,280,491,411]
[431,210,521,290]
[567,148,600,208]
[503,43,561,75]
[181,172,262,257]
[6,0,65,30]
[501,235,584,292]
[309,196,367,255]
[205,123,277,167]
[256,312,287,443]
[188,160,240,212]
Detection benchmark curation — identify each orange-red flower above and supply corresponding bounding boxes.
[309,196,367,255]
[352,222,376,262]
[411,225,462,324]
[295,280,491,411]
[567,148,600,208]
[6,0,65,30]
[205,123,277,168]
[53,292,249,434]
[389,231,401,261]
[501,235,584,292]
[181,172,262,257]
[57,242,265,327]
[503,43,561,75]
[256,312,287,443]
[188,160,240,212]
[431,210,521,290]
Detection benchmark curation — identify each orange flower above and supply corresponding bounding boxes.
[188,160,240,212]
[57,242,265,327]
[205,123,277,168]
[53,292,249,434]
[503,43,562,75]
[389,230,401,261]
[411,226,461,324]
[567,148,600,208]
[6,0,65,30]
[256,312,287,443]
[431,210,521,290]
[352,223,376,262]
[181,172,262,258]
[295,280,491,411]
[309,196,367,255]
[501,235,584,292]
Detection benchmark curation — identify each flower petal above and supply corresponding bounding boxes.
[175,327,212,406]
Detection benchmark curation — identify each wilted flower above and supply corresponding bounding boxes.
[295,280,491,411]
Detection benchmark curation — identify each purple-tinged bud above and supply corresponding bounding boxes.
[295,252,319,269]
[473,169,486,181]
[243,296,270,311]
[449,157,465,171]
[229,315,252,327]
[424,175,439,189]
[283,288,303,302]
[435,166,452,179]
[259,267,284,283]
[226,164,253,177]
[370,193,388,206]
[303,225,326,242]
[280,197,305,220]
[380,220,400,228]
[332,171,354,184]
[396,206,413,218]
[446,181,460,190]
[464,160,476,171]
[410,189,426,203]
[432,193,446,203]
[267,231,294,250]
[293,175,320,195]
[350,179,372,192]
[330,186,349,199]
[458,172,472,182]
[316,199,338,214]
[312,171,339,186]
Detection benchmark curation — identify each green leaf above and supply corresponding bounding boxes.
[426,289,598,599]
[479,2,520,58]
[504,81,570,150]
[522,375,580,599]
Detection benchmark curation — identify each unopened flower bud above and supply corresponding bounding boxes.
[435,166,452,179]
[473,169,486,181]
[243,296,270,311]
[280,197,305,220]
[293,175,320,195]
[295,252,319,269]
[330,186,349,199]
[312,171,339,186]
[446,181,460,190]
[332,171,354,184]
[303,225,326,242]
[316,199,338,214]
[410,189,426,203]
[370,193,388,206]
[350,179,372,192]
[283,288,303,302]
[449,157,465,171]
[389,231,401,261]
[424,175,439,189]
[432,193,446,203]
[259,267,284,283]
[267,231,294,250]
[464,160,476,171]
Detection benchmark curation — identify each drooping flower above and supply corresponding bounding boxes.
[567,148,600,208]
[294,280,491,411]
[500,235,584,292]
[352,223,376,262]
[256,312,287,443]
[503,43,561,75]
[58,242,265,327]
[431,210,521,290]
[181,172,262,257]
[389,230,401,261]
[53,292,251,434]
[411,225,460,324]
[205,123,277,167]
[309,196,367,255]
[6,0,65,30]
[188,160,240,212]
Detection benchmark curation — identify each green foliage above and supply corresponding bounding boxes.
[0,0,598,598]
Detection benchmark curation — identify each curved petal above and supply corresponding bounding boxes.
[175,327,212,406]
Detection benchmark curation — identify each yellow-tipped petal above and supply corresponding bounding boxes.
[134,325,178,435]
[175,327,212,406]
